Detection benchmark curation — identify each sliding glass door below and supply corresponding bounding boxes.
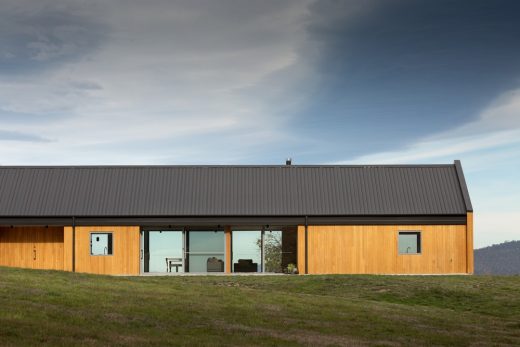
[186,231,225,273]
[262,230,283,273]
[141,229,225,273]
[139,226,297,274]
[232,231,261,272]
[231,228,297,273]
[141,231,184,273]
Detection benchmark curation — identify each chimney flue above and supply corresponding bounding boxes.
[286,158,292,165]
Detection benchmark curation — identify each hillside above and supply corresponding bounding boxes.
[0,267,519,346]
[475,240,520,275]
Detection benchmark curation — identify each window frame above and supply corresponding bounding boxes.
[398,231,422,255]
[90,232,114,256]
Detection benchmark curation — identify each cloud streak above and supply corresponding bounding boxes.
[336,88,520,165]
[0,129,51,142]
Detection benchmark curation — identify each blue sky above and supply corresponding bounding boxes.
[0,0,519,247]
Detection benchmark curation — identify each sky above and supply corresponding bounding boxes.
[0,0,519,248]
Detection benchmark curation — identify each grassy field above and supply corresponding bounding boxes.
[0,267,519,346]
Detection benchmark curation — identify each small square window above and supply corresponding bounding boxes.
[398,231,421,254]
[90,232,113,256]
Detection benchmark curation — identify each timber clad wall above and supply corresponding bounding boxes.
[63,226,73,272]
[64,226,140,275]
[0,223,472,275]
[466,212,474,274]
[0,227,64,271]
[298,225,468,274]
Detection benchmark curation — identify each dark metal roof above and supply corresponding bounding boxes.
[454,160,473,212]
[0,162,471,217]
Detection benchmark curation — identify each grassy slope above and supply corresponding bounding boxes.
[0,267,519,346]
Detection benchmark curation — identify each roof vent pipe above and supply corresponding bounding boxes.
[286,158,292,165]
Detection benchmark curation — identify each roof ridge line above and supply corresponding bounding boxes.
[0,164,455,169]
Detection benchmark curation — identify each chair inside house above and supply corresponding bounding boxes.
[206,257,224,272]
[165,257,183,272]
[233,259,258,273]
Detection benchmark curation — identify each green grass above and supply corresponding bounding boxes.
[0,267,519,346]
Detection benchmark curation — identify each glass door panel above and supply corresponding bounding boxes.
[144,231,184,273]
[263,230,282,273]
[187,231,225,273]
[232,231,261,272]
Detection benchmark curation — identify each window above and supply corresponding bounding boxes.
[232,230,262,273]
[90,232,113,255]
[398,231,421,254]
[187,231,225,272]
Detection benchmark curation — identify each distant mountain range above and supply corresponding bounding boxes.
[475,240,520,275]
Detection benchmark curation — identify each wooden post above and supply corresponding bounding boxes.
[63,226,73,272]
[305,216,308,274]
[297,225,306,274]
[72,217,76,272]
[225,226,232,273]
[466,212,474,274]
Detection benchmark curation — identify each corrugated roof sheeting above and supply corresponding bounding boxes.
[0,165,468,217]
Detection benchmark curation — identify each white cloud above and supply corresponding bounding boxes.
[0,1,313,164]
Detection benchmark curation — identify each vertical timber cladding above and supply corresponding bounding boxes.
[64,226,140,275]
[225,226,232,273]
[0,227,64,270]
[466,212,474,274]
[299,225,468,274]
[297,226,306,274]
